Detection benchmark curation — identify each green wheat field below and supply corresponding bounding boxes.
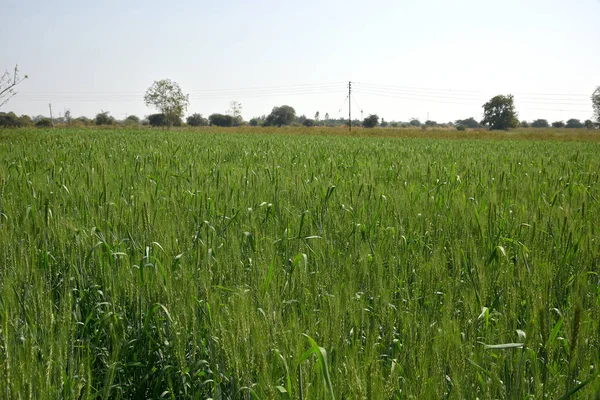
[1,128,599,399]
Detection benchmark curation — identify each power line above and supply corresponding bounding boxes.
[353,84,589,105]
[354,81,591,98]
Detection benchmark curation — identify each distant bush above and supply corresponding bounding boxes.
[124,115,140,125]
[552,121,565,128]
[456,125,466,131]
[362,114,379,128]
[249,118,259,126]
[565,119,584,129]
[186,113,208,127]
[303,119,315,127]
[264,105,296,127]
[455,117,481,128]
[520,120,530,128]
[95,112,115,126]
[209,114,234,127]
[531,119,550,128]
[35,118,53,128]
[148,113,183,127]
[0,112,31,128]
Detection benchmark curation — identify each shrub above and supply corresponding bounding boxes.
[209,114,234,127]
[35,118,53,128]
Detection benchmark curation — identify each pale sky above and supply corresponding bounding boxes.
[2,0,599,123]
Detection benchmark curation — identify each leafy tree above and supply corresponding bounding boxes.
[425,120,437,127]
[565,118,584,129]
[18,114,32,127]
[144,79,189,129]
[95,111,115,125]
[362,114,379,128]
[531,119,549,128]
[265,105,296,127]
[64,110,72,126]
[552,121,565,128]
[314,111,320,121]
[295,114,307,125]
[0,65,27,107]
[148,113,182,127]
[125,115,140,124]
[209,113,234,127]
[324,112,329,121]
[409,119,421,127]
[520,120,529,128]
[0,112,25,128]
[380,118,388,128]
[186,113,208,127]
[35,118,52,128]
[227,101,243,126]
[456,125,466,131]
[584,119,595,129]
[481,94,518,130]
[455,117,481,129]
[592,87,600,125]
[74,116,92,126]
[303,119,315,127]
[390,122,399,128]
[249,118,259,126]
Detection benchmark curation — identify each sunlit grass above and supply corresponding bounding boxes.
[0,128,599,398]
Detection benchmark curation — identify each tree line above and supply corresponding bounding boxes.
[2,73,600,130]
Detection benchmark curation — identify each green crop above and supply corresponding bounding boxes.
[0,128,599,398]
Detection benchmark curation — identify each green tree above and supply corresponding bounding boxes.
[148,113,182,127]
[74,116,91,126]
[95,111,115,125]
[64,110,72,126]
[209,113,234,127]
[144,79,189,129]
[303,119,315,127]
[249,118,259,126]
[481,94,518,130]
[186,113,208,127]
[565,118,584,128]
[592,87,600,125]
[552,121,565,128]
[520,120,529,128]
[124,115,140,125]
[35,118,52,128]
[0,112,25,128]
[0,65,27,107]
[314,111,320,121]
[265,105,296,127]
[584,119,595,129]
[455,117,481,129]
[409,119,421,127]
[531,119,549,128]
[362,114,379,128]
[380,118,388,128]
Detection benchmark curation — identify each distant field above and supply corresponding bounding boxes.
[1,128,599,398]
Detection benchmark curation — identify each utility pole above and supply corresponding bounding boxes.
[49,103,54,128]
[348,81,352,133]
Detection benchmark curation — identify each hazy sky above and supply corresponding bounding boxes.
[2,0,599,123]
